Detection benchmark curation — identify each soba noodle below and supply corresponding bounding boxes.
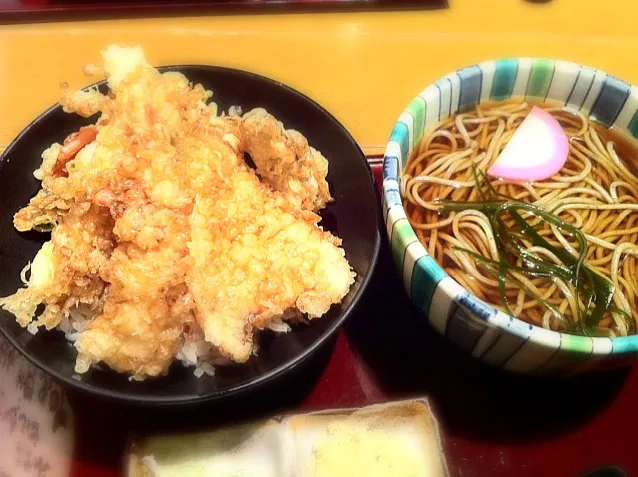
[402,100,638,337]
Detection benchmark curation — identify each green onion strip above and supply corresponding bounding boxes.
[439,165,618,336]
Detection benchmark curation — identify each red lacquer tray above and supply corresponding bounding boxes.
[1,162,637,477]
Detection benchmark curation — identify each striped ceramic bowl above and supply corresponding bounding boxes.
[382,59,638,375]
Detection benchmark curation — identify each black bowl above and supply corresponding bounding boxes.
[0,66,380,406]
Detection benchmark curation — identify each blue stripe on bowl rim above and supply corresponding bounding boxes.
[382,57,638,361]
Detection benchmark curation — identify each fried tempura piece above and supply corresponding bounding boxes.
[60,88,105,118]
[1,44,354,379]
[74,233,191,378]
[188,160,354,362]
[74,195,194,378]
[75,299,181,378]
[74,198,193,378]
[70,46,202,379]
[241,108,332,212]
[0,205,114,329]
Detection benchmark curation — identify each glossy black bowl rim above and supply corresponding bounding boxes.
[0,65,381,406]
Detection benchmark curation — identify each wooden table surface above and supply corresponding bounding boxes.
[2,0,638,154]
[2,1,638,476]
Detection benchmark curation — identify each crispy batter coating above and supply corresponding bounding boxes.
[188,157,353,362]
[241,108,332,212]
[60,88,106,118]
[0,45,353,379]
[1,205,113,329]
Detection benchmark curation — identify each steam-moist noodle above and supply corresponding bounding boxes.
[402,100,638,337]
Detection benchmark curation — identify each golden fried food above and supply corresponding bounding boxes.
[0,45,354,380]
[2,205,113,329]
[189,168,353,362]
[241,108,332,211]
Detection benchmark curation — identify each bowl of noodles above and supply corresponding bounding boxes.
[383,59,638,374]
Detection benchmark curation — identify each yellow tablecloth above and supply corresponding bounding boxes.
[1,0,637,156]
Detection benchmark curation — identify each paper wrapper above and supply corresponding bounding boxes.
[0,336,75,477]
[127,399,448,477]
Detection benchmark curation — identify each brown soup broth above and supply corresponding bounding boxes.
[404,99,638,334]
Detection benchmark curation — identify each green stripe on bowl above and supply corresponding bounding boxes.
[628,110,638,139]
[490,59,519,100]
[560,333,594,353]
[532,333,593,374]
[526,59,555,100]
[389,122,409,165]
[406,96,426,146]
[391,219,417,274]
[611,335,638,353]
[412,256,447,314]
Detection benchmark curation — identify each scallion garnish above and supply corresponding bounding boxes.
[439,164,616,336]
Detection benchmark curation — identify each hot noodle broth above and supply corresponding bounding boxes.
[402,99,638,337]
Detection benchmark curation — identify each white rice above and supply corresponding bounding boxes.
[228,105,243,117]
[57,315,71,333]
[26,321,38,336]
[266,318,292,333]
[176,334,220,378]
[66,332,81,342]
[65,305,94,342]
[35,302,294,378]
